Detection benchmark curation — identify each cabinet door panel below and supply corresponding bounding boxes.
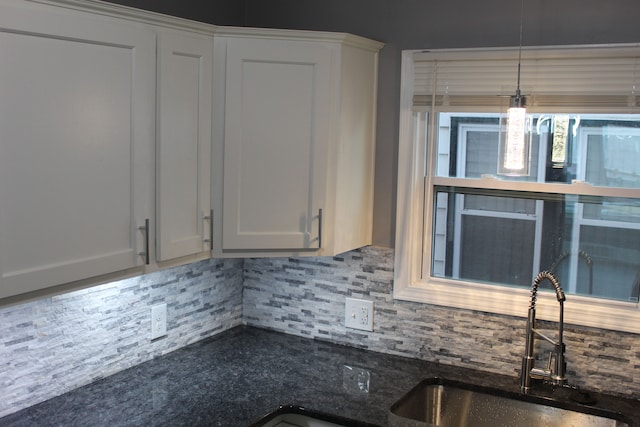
[0,2,155,298]
[156,30,212,261]
[222,39,331,250]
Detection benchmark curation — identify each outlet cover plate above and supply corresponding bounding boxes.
[151,303,167,340]
[345,297,374,331]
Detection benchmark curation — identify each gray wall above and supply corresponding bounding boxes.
[104,0,246,25]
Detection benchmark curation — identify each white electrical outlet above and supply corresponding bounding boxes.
[151,303,167,340]
[345,297,374,331]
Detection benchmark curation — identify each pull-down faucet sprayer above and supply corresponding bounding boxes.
[521,271,567,394]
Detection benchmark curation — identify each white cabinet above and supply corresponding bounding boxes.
[0,0,382,300]
[0,0,156,300]
[0,1,216,301]
[213,28,383,257]
[156,28,213,262]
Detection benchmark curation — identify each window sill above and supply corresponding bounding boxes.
[393,274,640,334]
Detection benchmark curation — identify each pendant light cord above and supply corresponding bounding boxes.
[516,0,524,98]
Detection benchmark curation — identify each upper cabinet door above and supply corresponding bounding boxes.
[221,37,332,251]
[213,30,382,257]
[156,29,213,261]
[0,1,155,299]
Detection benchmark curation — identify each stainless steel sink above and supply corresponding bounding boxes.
[258,412,347,427]
[250,405,374,427]
[389,378,630,427]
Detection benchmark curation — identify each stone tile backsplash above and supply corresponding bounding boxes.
[2,246,639,418]
[0,258,243,418]
[243,246,640,400]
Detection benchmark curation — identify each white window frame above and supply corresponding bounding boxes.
[394,47,640,333]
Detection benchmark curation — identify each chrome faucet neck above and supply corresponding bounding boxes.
[521,271,567,394]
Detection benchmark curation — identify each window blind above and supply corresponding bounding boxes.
[413,45,640,111]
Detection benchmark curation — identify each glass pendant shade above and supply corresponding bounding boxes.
[498,98,532,176]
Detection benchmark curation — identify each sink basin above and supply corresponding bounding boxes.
[250,405,376,427]
[257,412,347,427]
[389,378,630,427]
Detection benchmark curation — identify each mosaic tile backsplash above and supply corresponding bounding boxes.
[1,246,639,418]
[243,246,640,400]
[0,258,243,418]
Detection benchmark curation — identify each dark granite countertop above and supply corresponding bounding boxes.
[1,326,638,426]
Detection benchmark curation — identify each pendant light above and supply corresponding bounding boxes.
[498,0,532,176]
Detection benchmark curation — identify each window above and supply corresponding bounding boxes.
[395,45,640,332]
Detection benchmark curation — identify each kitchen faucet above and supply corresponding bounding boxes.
[520,271,567,394]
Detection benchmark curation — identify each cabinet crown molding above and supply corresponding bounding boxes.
[26,0,386,51]
[214,26,384,51]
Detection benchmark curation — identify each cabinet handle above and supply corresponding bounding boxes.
[317,208,323,249]
[203,209,213,249]
[138,218,150,265]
